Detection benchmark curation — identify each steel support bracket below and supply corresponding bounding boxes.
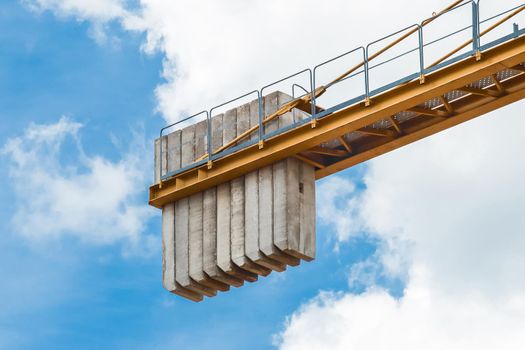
[475,51,482,61]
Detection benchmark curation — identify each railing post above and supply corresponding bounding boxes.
[418,25,425,84]
[258,91,264,149]
[159,129,164,187]
[364,47,371,106]
[309,69,317,128]
[472,1,481,60]
[206,111,212,169]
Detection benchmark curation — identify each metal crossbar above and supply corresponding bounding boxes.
[159,0,525,183]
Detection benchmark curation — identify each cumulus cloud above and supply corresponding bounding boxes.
[25,0,477,122]
[22,0,525,122]
[22,0,134,43]
[277,101,525,349]
[1,117,156,248]
[316,177,361,243]
[357,105,525,297]
[23,0,127,21]
[277,268,525,350]
[124,0,454,122]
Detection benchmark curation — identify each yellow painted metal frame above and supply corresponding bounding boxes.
[150,35,525,208]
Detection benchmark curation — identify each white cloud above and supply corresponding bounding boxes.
[22,0,525,123]
[1,117,156,248]
[23,0,128,22]
[22,0,133,43]
[126,0,451,123]
[277,101,525,349]
[357,104,525,297]
[277,268,525,350]
[316,176,361,243]
[25,0,472,122]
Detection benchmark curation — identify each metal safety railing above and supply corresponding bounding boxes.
[159,0,525,182]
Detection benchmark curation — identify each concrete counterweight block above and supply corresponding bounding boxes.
[244,168,287,273]
[159,131,205,302]
[203,187,245,288]
[162,203,203,302]
[203,113,246,287]
[273,158,316,261]
[189,191,230,292]
[175,197,217,297]
[157,91,317,301]
[244,98,287,273]
[188,120,230,292]
[216,108,259,282]
[257,92,301,267]
[299,161,316,261]
[230,102,274,276]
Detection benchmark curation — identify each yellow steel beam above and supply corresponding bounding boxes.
[388,116,403,134]
[407,106,450,118]
[149,35,525,208]
[439,95,454,114]
[338,136,353,153]
[308,146,349,157]
[490,74,505,94]
[316,77,525,179]
[356,127,397,138]
[457,86,501,97]
[295,154,325,169]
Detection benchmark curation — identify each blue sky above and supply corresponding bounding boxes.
[0,2,386,349]
[2,1,525,349]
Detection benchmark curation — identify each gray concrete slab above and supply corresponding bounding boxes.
[273,158,300,257]
[263,91,279,136]
[175,197,216,297]
[203,186,244,287]
[162,203,203,302]
[181,124,195,168]
[277,92,294,129]
[217,108,257,282]
[300,161,316,261]
[160,130,204,301]
[217,181,257,282]
[176,125,217,297]
[245,168,286,272]
[231,103,271,276]
[162,203,176,291]
[273,157,316,262]
[211,113,223,152]
[202,113,245,287]
[258,93,300,266]
[154,135,168,184]
[154,139,160,184]
[273,94,301,260]
[167,130,181,175]
[189,120,229,292]
[249,98,260,141]
[242,98,286,272]
[230,105,248,272]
